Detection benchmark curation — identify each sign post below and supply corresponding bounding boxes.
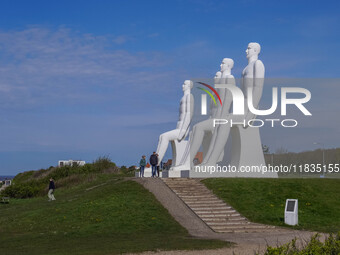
[285,199,298,226]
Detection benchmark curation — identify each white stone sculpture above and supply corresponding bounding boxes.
[172,58,235,171]
[200,43,278,178]
[156,80,194,167]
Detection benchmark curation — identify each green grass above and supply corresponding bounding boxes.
[202,178,340,233]
[0,175,230,255]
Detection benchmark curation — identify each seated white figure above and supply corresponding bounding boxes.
[156,80,194,166]
[200,43,278,177]
[172,58,235,170]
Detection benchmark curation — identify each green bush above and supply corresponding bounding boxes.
[0,156,123,199]
[13,171,35,183]
[261,233,340,255]
[93,156,116,171]
[1,183,43,199]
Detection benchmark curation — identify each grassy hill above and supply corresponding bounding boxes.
[0,162,230,255]
[203,178,340,233]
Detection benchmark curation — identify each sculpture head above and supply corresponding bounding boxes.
[182,80,193,91]
[220,58,234,72]
[215,71,222,78]
[246,42,261,59]
[214,71,222,84]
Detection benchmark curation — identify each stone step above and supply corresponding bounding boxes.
[177,194,214,197]
[180,196,219,199]
[181,197,218,201]
[165,183,206,186]
[163,181,199,185]
[190,206,237,211]
[182,199,222,203]
[189,206,233,210]
[214,228,278,233]
[189,205,229,210]
[174,190,212,194]
[174,190,211,194]
[201,217,247,222]
[162,178,278,234]
[170,185,207,188]
[176,192,213,196]
[184,199,223,203]
[211,224,275,229]
[179,195,216,198]
[184,201,225,208]
[180,196,217,200]
[197,213,240,217]
[171,189,209,193]
[170,186,209,189]
[204,221,249,228]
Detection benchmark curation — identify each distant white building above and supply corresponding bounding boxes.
[58,160,86,167]
[4,179,12,186]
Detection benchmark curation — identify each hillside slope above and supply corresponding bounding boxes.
[0,174,230,255]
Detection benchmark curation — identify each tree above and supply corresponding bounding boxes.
[262,144,270,154]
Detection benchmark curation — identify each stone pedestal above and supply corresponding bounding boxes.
[162,170,190,178]
[217,125,278,178]
[170,140,189,166]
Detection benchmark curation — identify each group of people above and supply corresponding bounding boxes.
[139,152,161,177]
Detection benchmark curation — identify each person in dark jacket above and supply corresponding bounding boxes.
[156,153,160,177]
[48,178,56,201]
[139,155,146,177]
[149,152,158,177]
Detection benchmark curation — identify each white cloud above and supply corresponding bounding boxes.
[0,26,173,109]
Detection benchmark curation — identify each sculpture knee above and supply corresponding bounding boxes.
[159,133,169,144]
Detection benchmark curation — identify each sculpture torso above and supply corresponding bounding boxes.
[241,59,265,112]
[176,93,189,129]
[241,60,257,94]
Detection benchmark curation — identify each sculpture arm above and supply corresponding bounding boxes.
[245,60,265,121]
[178,94,194,141]
[251,60,265,109]
[214,89,224,118]
[219,77,235,118]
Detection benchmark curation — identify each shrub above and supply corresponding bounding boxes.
[1,156,121,199]
[1,183,43,198]
[13,171,35,183]
[261,233,340,255]
[93,156,116,172]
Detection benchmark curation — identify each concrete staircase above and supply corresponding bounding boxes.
[162,178,278,233]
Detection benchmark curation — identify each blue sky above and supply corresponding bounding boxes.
[0,0,339,175]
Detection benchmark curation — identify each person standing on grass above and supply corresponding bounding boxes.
[48,178,56,201]
[139,155,146,177]
[149,152,158,177]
